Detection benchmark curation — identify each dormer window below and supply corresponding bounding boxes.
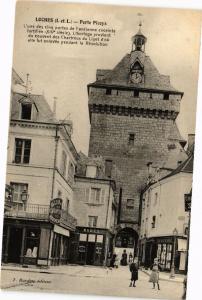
[86,165,97,178]
[21,103,32,120]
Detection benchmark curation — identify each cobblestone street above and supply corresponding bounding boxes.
[1,265,184,300]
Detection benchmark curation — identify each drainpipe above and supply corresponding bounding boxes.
[117,187,122,224]
[51,125,59,199]
[104,183,111,266]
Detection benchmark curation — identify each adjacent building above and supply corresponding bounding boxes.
[2,70,78,267]
[139,148,193,273]
[72,153,117,266]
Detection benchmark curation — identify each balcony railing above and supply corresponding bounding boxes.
[4,202,77,230]
[4,202,50,220]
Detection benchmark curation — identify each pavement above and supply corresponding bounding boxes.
[0,264,185,300]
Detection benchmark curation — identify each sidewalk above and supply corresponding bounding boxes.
[1,263,108,277]
[141,267,185,283]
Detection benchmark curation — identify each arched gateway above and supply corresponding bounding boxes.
[114,227,139,261]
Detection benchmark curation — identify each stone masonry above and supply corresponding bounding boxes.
[87,27,187,234]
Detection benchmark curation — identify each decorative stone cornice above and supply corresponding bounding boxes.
[89,103,178,120]
[10,120,56,130]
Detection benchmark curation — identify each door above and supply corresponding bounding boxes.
[8,227,23,263]
[86,242,95,265]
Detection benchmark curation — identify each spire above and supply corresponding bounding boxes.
[131,21,147,52]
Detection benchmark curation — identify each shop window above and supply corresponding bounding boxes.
[128,133,135,146]
[14,138,31,164]
[21,103,32,120]
[152,216,156,228]
[88,216,98,227]
[105,160,112,178]
[126,199,134,209]
[10,182,28,207]
[60,150,67,177]
[24,228,40,258]
[90,188,101,204]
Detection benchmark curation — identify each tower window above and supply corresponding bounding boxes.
[126,199,134,209]
[164,93,169,100]
[149,93,153,99]
[106,88,111,95]
[105,160,113,178]
[134,90,139,97]
[152,216,156,228]
[128,133,135,146]
[21,103,32,120]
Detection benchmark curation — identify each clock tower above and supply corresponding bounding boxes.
[87,25,187,253]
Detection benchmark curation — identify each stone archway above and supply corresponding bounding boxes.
[114,227,139,261]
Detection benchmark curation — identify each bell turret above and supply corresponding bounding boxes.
[131,22,147,52]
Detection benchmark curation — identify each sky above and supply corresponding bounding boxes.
[13,1,202,155]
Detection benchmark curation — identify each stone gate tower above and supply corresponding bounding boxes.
[87,25,187,249]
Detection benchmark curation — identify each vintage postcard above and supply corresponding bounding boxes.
[0,1,202,300]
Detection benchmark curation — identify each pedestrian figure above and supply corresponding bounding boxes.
[129,258,139,287]
[149,258,161,290]
[114,254,119,268]
[120,249,128,266]
[129,252,133,263]
[110,253,116,268]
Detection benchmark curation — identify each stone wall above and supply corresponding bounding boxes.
[88,112,187,227]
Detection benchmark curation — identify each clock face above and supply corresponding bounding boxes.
[131,72,142,84]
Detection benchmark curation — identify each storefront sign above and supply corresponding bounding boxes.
[49,198,62,224]
[79,227,105,234]
[53,224,70,237]
[156,237,173,244]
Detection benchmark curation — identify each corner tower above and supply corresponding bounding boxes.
[87,25,187,251]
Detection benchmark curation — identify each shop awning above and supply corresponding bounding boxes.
[54,224,70,237]
[178,238,187,251]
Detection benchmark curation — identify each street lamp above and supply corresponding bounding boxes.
[170,227,178,278]
[21,190,29,210]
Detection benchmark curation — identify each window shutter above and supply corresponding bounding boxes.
[101,189,105,203]
[85,188,90,202]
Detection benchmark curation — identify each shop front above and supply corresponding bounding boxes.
[50,225,70,266]
[75,227,113,266]
[139,236,187,273]
[2,219,51,266]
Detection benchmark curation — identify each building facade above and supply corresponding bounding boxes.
[72,154,117,266]
[139,152,193,273]
[2,70,78,267]
[87,26,187,251]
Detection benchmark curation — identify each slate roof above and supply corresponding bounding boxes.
[11,92,57,123]
[161,152,194,181]
[12,69,24,85]
[89,52,182,94]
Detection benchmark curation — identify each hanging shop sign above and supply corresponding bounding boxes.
[49,198,62,224]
